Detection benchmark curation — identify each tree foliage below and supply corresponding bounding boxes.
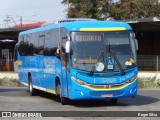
[62,0,160,20]
[109,0,160,20]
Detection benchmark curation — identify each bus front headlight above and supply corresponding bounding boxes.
[127,75,137,83]
[71,76,88,85]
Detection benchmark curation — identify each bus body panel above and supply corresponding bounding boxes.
[19,21,132,37]
[71,68,138,85]
[69,77,137,100]
[68,67,138,100]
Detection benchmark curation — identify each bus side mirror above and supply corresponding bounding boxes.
[66,41,70,53]
[135,39,138,50]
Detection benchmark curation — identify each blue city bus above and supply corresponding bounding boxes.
[16,19,138,105]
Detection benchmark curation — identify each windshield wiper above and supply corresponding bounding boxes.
[108,44,126,75]
[88,49,104,76]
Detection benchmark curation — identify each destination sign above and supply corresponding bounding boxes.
[78,59,97,64]
[75,35,102,42]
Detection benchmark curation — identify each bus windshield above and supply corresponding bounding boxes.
[71,31,137,72]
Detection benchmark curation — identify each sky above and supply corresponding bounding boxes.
[0,0,67,28]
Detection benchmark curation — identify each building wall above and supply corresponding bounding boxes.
[0,42,16,71]
[136,31,160,55]
[0,42,16,59]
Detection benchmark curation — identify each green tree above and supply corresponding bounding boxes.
[62,0,160,20]
[62,0,112,19]
[109,0,160,20]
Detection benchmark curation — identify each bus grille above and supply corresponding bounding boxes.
[88,84,123,89]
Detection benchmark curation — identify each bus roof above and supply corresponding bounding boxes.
[19,21,132,35]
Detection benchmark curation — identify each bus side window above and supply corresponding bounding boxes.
[18,41,27,56]
[38,35,45,55]
[44,32,52,56]
[28,43,34,55]
[51,31,59,56]
[18,36,25,56]
[14,44,18,72]
[14,44,18,61]
[26,35,31,56]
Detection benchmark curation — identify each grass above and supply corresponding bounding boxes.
[0,77,160,89]
[0,77,24,87]
[138,77,160,89]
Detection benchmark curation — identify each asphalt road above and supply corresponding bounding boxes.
[0,87,160,119]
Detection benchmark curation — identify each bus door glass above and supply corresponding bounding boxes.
[13,44,18,72]
[61,35,69,97]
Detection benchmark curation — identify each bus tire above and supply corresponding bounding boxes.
[60,89,68,105]
[28,75,36,96]
[56,81,68,105]
[109,98,118,104]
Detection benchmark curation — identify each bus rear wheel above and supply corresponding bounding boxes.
[56,81,68,105]
[28,75,36,96]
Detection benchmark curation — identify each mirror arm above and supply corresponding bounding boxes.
[66,41,71,53]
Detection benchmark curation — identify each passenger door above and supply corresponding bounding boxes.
[13,44,18,72]
[61,34,69,98]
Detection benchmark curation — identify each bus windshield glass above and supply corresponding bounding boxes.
[71,31,137,72]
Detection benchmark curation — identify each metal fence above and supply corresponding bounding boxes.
[137,55,160,71]
[0,55,160,71]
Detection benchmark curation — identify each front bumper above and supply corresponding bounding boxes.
[69,78,138,100]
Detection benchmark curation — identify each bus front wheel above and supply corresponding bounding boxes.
[56,81,68,105]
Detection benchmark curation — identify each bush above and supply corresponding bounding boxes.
[138,77,160,89]
[0,77,160,89]
[0,77,24,87]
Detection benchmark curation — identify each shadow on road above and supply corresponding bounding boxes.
[118,94,160,106]
[0,87,159,107]
[29,89,160,107]
[0,87,27,93]
[66,94,160,107]
[30,89,61,103]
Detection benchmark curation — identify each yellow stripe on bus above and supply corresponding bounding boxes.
[83,79,136,91]
[17,61,23,66]
[72,78,137,91]
[47,89,56,94]
[80,27,126,31]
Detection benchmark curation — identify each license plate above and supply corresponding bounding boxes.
[101,94,113,98]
